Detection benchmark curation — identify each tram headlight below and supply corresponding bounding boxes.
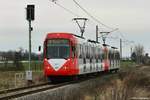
[64,66,67,70]
[47,66,50,69]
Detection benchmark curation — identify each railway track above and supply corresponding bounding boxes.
[0,81,75,100]
[0,82,50,94]
[0,72,117,100]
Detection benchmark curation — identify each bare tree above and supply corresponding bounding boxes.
[143,53,150,65]
[13,48,24,69]
[0,51,14,68]
[133,44,144,64]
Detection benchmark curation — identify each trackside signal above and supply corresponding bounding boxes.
[26,5,35,21]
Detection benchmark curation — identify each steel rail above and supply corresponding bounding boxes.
[0,82,50,94]
[0,81,75,100]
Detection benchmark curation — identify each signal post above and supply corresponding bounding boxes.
[26,5,35,85]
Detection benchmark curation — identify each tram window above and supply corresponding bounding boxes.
[95,47,98,59]
[82,45,85,58]
[81,45,85,58]
[46,39,70,59]
[110,53,114,59]
[110,52,114,59]
[79,44,82,58]
[113,53,115,59]
[115,53,117,60]
[98,48,100,59]
[113,53,115,60]
[89,46,91,58]
[108,52,111,59]
[95,48,98,60]
[111,53,113,59]
[90,58,92,63]
[116,53,118,60]
[102,52,104,60]
[88,46,90,59]
[104,52,107,59]
[72,46,76,58]
[89,47,91,58]
[76,44,80,58]
[83,58,86,64]
[98,49,100,59]
[86,46,88,58]
[117,52,120,60]
[86,46,90,59]
[92,47,94,58]
[96,58,98,63]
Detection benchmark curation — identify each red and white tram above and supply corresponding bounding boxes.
[43,32,120,81]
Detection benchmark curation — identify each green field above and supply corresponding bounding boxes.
[0,60,135,71]
[0,60,136,90]
[121,60,136,68]
[0,61,42,71]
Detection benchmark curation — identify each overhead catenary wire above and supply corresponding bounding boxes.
[117,30,135,45]
[72,0,135,53]
[73,0,116,30]
[50,0,134,46]
[117,30,126,40]
[50,0,80,17]
[50,0,116,31]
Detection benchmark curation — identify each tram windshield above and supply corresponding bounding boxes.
[46,39,70,59]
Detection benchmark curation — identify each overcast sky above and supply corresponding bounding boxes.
[0,0,150,56]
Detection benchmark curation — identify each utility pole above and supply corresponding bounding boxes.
[96,25,98,42]
[29,19,32,71]
[120,38,122,60]
[130,46,133,59]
